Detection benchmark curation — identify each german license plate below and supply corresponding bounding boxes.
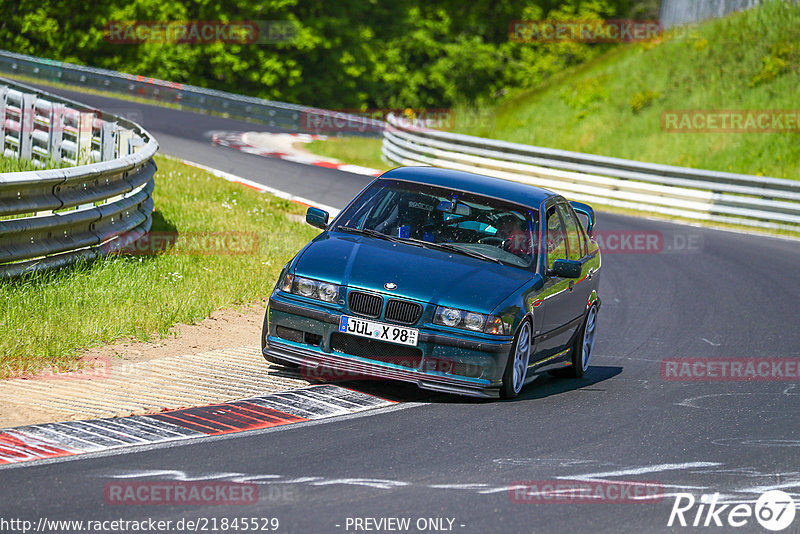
[339,315,419,347]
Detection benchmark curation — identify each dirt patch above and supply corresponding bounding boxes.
[78,303,267,364]
[0,405,67,430]
[0,302,315,429]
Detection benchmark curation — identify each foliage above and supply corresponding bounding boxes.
[0,0,656,109]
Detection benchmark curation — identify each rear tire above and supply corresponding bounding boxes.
[565,304,598,378]
[500,320,532,400]
[548,304,597,378]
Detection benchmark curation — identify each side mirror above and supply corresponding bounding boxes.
[305,207,329,229]
[549,259,582,279]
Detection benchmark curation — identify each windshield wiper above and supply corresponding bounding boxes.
[337,226,404,243]
[414,240,504,264]
[338,227,501,263]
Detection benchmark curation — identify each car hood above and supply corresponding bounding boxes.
[292,232,533,314]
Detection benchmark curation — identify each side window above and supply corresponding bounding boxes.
[569,204,589,257]
[576,211,590,255]
[546,206,567,270]
[557,203,583,260]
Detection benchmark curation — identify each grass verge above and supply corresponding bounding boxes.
[306,136,389,172]
[0,154,320,378]
[0,156,42,173]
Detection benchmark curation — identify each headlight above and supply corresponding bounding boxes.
[434,306,509,335]
[280,273,340,304]
[317,283,339,303]
[439,307,462,327]
[297,277,316,297]
[464,313,484,331]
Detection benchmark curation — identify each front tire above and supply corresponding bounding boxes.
[500,320,532,399]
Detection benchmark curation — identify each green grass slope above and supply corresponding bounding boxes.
[461,1,799,179]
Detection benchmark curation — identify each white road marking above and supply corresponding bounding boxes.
[677,392,753,409]
[562,461,721,479]
[309,478,410,489]
[99,460,743,501]
[178,157,341,215]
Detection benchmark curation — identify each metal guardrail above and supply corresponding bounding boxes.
[0,77,157,277]
[382,114,800,231]
[0,49,374,137]
[659,0,765,28]
[3,49,796,232]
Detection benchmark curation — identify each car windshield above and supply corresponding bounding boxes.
[333,178,539,269]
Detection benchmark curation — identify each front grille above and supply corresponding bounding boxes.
[385,299,423,325]
[330,332,423,369]
[348,291,383,318]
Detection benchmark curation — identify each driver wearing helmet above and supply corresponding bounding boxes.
[497,215,533,256]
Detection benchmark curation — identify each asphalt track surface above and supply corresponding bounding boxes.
[1,84,799,533]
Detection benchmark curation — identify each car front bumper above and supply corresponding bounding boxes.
[264,294,514,399]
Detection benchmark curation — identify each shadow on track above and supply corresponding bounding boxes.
[514,365,623,402]
[298,364,623,405]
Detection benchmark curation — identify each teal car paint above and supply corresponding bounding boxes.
[261,167,601,399]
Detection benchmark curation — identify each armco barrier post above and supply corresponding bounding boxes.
[49,103,65,163]
[77,111,94,164]
[0,85,6,150]
[100,121,117,162]
[19,93,35,160]
[117,128,133,157]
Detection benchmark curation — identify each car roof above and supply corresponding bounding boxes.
[380,166,557,209]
